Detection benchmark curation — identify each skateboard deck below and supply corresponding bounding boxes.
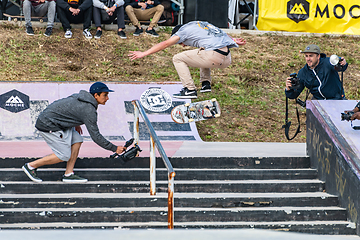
[4,13,45,22]
[171,98,221,124]
[125,19,166,25]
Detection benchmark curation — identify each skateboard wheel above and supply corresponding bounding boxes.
[40,19,43,23]
[211,98,217,102]
[14,18,18,22]
[189,119,194,122]
[214,114,220,118]
[185,103,190,107]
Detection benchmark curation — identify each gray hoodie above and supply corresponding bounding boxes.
[35,90,117,152]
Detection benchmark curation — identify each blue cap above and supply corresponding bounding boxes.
[89,82,114,94]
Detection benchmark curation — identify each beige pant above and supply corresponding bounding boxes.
[172,47,231,90]
[125,5,164,29]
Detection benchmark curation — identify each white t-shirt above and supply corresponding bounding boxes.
[174,21,238,50]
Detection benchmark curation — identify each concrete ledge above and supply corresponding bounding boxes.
[306,100,360,235]
[0,20,163,32]
[0,228,358,239]
[2,20,360,37]
[173,142,306,158]
[0,141,307,158]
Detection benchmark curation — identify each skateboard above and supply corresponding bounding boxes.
[125,19,166,26]
[171,98,221,124]
[3,13,45,23]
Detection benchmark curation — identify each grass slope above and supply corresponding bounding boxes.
[0,23,359,142]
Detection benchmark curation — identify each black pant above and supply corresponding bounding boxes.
[57,5,92,30]
[93,5,125,29]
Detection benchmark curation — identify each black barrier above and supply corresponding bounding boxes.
[184,0,228,28]
[307,102,360,235]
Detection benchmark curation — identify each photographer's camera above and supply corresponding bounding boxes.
[110,138,142,163]
[341,111,354,121]
[289,73,300,90]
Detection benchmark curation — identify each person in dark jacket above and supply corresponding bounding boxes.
[56,0,93,39]
[124,0,164,37]
[93,0,126,39]
[22,82,126,183]
[285,44,348,100]
[345,102,360,121]
[23,0,56,36]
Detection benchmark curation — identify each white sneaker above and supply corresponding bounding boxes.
[64,29,72,39]
[83,29,92,39]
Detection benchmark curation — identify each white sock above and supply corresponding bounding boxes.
[27,163,35,170]
[64,172,74,177]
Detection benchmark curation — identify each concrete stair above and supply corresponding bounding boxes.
[0,156,356,234]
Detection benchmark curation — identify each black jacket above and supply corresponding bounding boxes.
[57,0,93,12]
[285,53,348,100]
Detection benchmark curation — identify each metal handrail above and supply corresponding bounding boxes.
[131,100,176,229]
[170,0,184,24]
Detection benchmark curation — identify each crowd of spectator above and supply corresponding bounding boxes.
[22,0,169,38]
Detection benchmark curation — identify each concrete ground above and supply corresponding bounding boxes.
[0,229,359,240]
[0,140,349,240]
[0,141,307,158]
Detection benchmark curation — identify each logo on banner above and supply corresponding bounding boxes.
[287,0,309,23]
[140,88,172,112]
[0,89,30,113]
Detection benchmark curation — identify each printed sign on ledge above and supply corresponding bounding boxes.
[257,0,360,35]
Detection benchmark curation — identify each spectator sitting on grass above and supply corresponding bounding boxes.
[56,0,93,39]
[93,0,127,39]
[23,0,56,36]
[124,0,164,37]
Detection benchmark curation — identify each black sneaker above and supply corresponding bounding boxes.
[118,30,127,39]
[133,26,143,36]
[44,27,52,37]
[22,164,42,183]
[200,81,211,93]
[173,88,197,99]
[62,174,88,183]
[145,28,159,37]
[26,26,34,36]
[94,30,102,39]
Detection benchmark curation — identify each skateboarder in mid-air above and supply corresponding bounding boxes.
[128,21,246,99]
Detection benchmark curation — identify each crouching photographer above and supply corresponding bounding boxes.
[340,102,360,130]
[285,44,348,101]
[342,102,360,121]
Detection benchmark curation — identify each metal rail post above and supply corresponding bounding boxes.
[133,104,140,144]
[150,136,156,195]
[132,100,175,229]
[253,0,258,30]
[170,0,184,24]
[168,172,175,229]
